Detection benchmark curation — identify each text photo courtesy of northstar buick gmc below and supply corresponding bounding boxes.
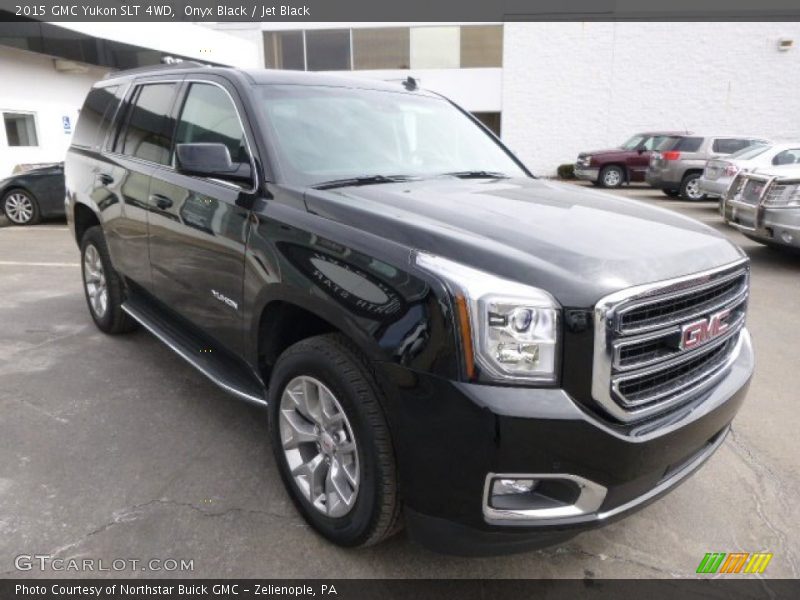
[64,64,754,556]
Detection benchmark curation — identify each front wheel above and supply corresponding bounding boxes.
[80,226,137,334]
[680,173,707,201]
[599,165,624,188]
[269,334,401,547]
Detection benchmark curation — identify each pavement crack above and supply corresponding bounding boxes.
[539,545,683,577]
[727,426,799,578]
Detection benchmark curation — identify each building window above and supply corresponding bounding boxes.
[305,29,352,71]
[353,28,410,70]
[264,31,305,70]
[460,25,503,68]
[472,112,501,136]
[410,26,460,69]
[3,112,39,146]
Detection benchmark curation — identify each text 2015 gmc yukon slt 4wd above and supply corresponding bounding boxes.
[65,65,754,555]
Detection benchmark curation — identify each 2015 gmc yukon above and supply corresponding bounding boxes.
[65,65,754,556]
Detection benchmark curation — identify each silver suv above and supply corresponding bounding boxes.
[646,135,768,200]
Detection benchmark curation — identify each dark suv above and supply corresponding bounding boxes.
[65,65,754,556]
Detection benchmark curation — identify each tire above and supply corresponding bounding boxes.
[80,226,137,334]
[2,189,40,225]
[679,173,707,201]
[599,165,624,188]
[269,333,401,547]
[661,188,680,198]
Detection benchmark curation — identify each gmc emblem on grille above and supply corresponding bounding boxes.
[680,308,732,351]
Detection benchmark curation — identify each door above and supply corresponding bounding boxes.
[626,135,666,182]
[147,80,256,354]
[98,82,180,289]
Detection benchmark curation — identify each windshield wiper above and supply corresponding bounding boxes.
[442,170,510,179]
[313,175,415,190]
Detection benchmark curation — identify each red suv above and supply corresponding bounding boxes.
[575,132,688,188]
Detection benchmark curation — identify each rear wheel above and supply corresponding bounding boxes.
[661,188,680,198]
[80,226,137,334]
[599,165,624,188]
[2,189,40,225]
[680,173,706,201]
[269,333,401,547]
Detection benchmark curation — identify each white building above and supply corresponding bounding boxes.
[2,21,799,178]
[216,21,800,175]
[0,21,258,177]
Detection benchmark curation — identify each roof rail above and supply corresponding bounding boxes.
[103,60,209,79]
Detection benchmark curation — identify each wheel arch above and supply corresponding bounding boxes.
[600,163,628,183]
[73,202,101,245]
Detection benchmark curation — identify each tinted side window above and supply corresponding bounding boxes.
[121,83,177,165]
[72,86,121,149]
[713,138,751,154]
[772,149,800,165]
[672,137,703,152]
[175,83,249,164]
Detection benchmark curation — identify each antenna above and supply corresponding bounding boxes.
[403,76,418,91]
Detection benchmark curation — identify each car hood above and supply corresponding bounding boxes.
[578,148,626,158]
[303,177,744,307]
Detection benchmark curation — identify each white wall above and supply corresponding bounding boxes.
[0,47,109,177]
[502,22,800,175]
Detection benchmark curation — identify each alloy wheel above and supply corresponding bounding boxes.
[4,192,34,224]
[279,375,360,518]
[603,169,622,187]
[685,178,704,200]
[83,244,108,318]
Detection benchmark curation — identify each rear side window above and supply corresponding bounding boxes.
[121,83,178,165]
[772,148,800,166]
[713,138,753,154]
[174,83,250,164]
[671,137,703,152]
[72,86,121,149]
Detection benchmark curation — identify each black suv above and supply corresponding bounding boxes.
[65,64,754,555]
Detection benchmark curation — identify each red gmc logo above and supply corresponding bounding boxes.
[680,309,732,350]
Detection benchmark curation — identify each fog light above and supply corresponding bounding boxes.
[492,478,538,496]
[781,231,794,245]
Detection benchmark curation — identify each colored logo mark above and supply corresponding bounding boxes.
[696,552,773,574]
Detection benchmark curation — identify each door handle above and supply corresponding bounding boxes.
[98,174,114,186]
[150,194,173,210]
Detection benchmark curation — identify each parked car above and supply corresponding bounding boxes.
[0,163,65,225]
[66,65,753,556]
[574,131,682,188]
[699,142,800,198]
[721,165,800,251]
[646,135,769,200]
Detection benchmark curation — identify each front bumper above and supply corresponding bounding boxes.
[723,199,800,249]
[375,330,754,555]
[574,166,599,182]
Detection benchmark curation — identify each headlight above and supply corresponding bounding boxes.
[415,253,560,384]
[763,182,800,207]
[577,156,591,167]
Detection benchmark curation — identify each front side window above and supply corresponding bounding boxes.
[121,83,177,165]
[174,83,249,165]
[256,85,526,186]
[620,135,645,151]
[3,112,38,146]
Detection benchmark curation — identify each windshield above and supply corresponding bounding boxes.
[256,85,527,187]
[729,144,770,160]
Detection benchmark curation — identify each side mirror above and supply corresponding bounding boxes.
[175,143,252,185]
[637,147,646,154]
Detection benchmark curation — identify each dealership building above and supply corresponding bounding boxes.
[2,20,799,178]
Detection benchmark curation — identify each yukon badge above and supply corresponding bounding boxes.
[680,308,731,351]
[211,289,238,311]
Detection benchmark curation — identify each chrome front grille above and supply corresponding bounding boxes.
[593,261,749,422]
